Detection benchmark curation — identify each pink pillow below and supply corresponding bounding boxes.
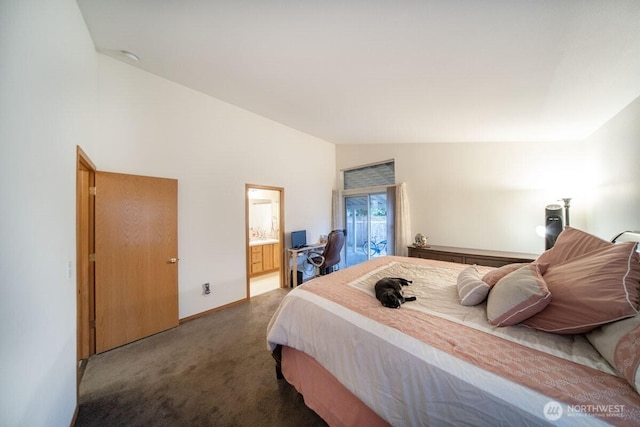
[523,242,640,334]
[457,265,490,306]
[536,227,611,266]
[482,263,529,288]
[486,263,551,327]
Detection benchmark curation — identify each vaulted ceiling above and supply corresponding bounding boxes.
[77,0,640,144]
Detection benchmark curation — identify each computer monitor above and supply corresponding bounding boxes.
[290,230,307,249]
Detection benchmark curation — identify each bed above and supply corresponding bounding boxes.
[267,228,640,426]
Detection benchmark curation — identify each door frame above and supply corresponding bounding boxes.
[76,146,96,376]
[245,184,285,297]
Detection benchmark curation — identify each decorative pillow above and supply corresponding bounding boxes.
[536,226,611,267]
[486,263,551,327]
[457,265,490,306]
[587,314,640,392]
[523,242,640,334]
[482,263,529,288]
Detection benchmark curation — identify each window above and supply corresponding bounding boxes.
[343,161,395,190]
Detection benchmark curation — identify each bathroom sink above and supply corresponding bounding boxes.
[249,239,279,246]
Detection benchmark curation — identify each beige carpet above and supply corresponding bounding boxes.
[75,288,327,426]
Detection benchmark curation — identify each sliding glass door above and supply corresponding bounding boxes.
[344,193,389,267]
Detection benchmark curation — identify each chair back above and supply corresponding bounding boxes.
[322,229,345,269]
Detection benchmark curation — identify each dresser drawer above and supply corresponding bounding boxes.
[423,252,464,264]
[465,256,512,268]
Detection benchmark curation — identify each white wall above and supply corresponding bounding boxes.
[337,95,640,254]
[337,140,596,255]
[0,1,97,426]
[586,96,640,238]
[86,55,335,318]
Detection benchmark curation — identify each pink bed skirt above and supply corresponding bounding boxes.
[281,345,390,427]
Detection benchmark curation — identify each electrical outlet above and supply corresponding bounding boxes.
[203,283,211,295]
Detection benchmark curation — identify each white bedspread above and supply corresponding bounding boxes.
[348,261,615,374]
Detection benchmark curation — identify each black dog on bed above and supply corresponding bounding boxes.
[375,277,417,309]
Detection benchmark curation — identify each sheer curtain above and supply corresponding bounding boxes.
[332,190,344,231]
[394,183,411,256]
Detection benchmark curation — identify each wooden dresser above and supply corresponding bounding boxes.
[408,245,538,268]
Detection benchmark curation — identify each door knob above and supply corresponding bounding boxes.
[169,258,179,263]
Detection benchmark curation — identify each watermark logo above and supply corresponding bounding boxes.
[543,401,626,420]
[544,401,564,421]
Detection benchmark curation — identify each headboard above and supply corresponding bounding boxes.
[611,230,640,245]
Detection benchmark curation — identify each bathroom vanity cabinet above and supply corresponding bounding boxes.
[250,241,281,277]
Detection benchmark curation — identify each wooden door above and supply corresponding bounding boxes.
[95,171,179,353]
[263,244,274,270]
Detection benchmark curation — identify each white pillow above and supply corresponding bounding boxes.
[457,265,490,306]
[486,263,550,327]
[587,314,640,393]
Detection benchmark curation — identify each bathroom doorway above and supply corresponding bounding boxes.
[245,184,284,297]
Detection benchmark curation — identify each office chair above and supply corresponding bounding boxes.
[308,229,346,276]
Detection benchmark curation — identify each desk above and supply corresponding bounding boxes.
[286,243,326,287]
